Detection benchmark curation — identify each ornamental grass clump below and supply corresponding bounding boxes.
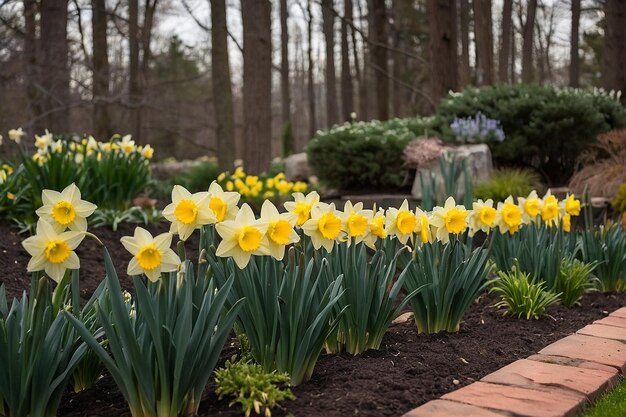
[554,258,597,307]
[490,266,561,320]
[579,224,626,292]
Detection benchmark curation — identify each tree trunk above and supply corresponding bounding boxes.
[241,0,272,174]
[602,0,626,104]
[473,0,494,85]
[459,0,471,87]
[92,0,110,140]
[280,0,293,155]
[306,0,317,138]
[498,0,512,83]
[371,0,388,120]
[322,0,338,127]
[427,0,458,101]
[129,0,141,140]
[23,0,41,134]
[211,0,235,171]
[521,0,537,83]
[40,0,70,133]
[341,0,354,121]
[356,0,368,120]
[569,0,580,87]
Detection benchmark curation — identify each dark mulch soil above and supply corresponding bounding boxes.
[1,221,625,417]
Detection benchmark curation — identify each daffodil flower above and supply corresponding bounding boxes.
[119,134,136,154]
[495,196,522,234]
[215,203,270,268]
[341,201,373,245]
[120,227,180,282]
[284,191,320,226]
[35,183,97,232]
[561,194,581,217]
[141,144,154,159]
[562,214,571,232]
[8,127,24,143]
[22,219,85,282]
[414,207,432,245]
[468,199,496,237]
[208,181,240,222]
[301,202,343,252]
[163,185,216,241]
[260,200,299,260]
[429,197,468,244]
[385,200,417,245]
[364,207,386,249]
[541,191,560,227]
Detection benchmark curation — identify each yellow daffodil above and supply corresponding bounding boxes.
[35,183,97,232]
[284,191,320,226]
[292,181,308,193]
[518,190,541,222]
[429,197,469,244]
[495,196,522,234]
[120,227,180,282]
[141,144,154,159]
[301,202,343,252]
[208,181,240,222]
[260,200,299,260]
[468,199,496,237]
[215,203,269,268]
[561,194,581,217]
[233,166,246,179]
[8,128,24,143]
[414,207,432,245]
[276,180,293,195]
[562,214,571,232]
[364,207,387,249]
[22,219,85,282]
[385,200,417,245]
[541,191,560,227]
[225,180,234,191]
[341,201,373,245]
[162,185,215,241]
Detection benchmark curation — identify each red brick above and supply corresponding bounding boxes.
[594,315,626,329]
[578,323,626,343]
[610,307,626,318]
[527,354,619,376]
[481,359,614,401]
[538,334,626,372]
[402,400,507,417]
[442,381,584,417]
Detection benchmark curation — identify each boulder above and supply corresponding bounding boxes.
[284,152,312,182]
[411,144,492,200]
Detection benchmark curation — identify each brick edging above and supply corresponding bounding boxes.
[402,306,626,417]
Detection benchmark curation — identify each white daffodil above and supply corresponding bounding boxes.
[340,200,373,245]
[429,197,469,244]
[121,227,180,282]
[208,181,240,222]
[8,128,25,143]
[495,196,523,235]
[162,185,215,241]
[385,200,417,245]
[215,203,269,269]
[284,191,320,226]
[468,199,496,237]
[364,207,387,250]
[35,183,97,232]
[260,200,299,261]
[119,134,135,154]
[301,202,343,252]
[141,144,154,159]
[22,219,85,282]
[35,130,53,150]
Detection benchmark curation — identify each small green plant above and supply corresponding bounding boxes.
[474,168,541,202]
[611,183,626,214]
[554,258,597,307]
[579,224,626,292]
[215,357,295,417]
[170,160,220,193]
[402,239,490,333]
[490,266,561,320]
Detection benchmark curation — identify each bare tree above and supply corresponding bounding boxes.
[569,0,580,87]
[459,0,471,87]
[602,0,626,102]
[322,0,339,126]
[305,0,317,137]
[473,0,494,85]
[521,0,537,83]
[498,0,512,83]
[129,0,141,139]
[280,0,293,155]
[370,0,388,120]
[427,0,458,101]
[92,0,110,140]
[341,0,354,121]
[211,0,235,171]
[356,0,368,120]
[242,0,272,173]
[23,0,40,134]
[40,0,70,133]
